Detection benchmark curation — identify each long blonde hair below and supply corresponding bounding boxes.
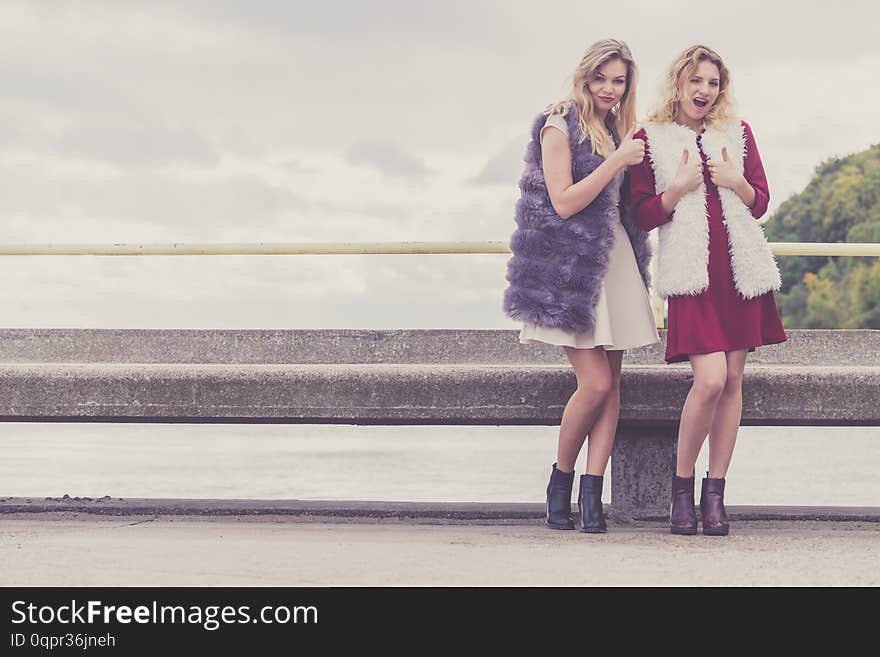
[548,39,638,156]
[647,44,736,128]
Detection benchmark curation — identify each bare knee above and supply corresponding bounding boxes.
[692,374,725,401]
[566,347,614,402]
[579,371,612,400]
[724,368,744,393]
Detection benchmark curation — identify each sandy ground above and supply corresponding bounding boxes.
[1,514,877,586]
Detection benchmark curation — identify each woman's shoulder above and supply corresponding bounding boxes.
[634,125,664,152]
[728,119,759,149]
[544,111,570,134]
[636,121,685,141]
[532,104,573,142]
[716,117,752,135]
[739,119,757,139]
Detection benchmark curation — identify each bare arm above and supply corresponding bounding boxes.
[541,127,627,220]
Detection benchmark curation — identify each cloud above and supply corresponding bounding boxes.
[275,157,314,175]
[346,139,432,181]
[99,0,500,45]
[1,0,878,333]
[0,157,310,241]
[0,253,514,330]
[56,117,220,170]
[470,137,527,186]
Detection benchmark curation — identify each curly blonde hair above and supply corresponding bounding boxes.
[547,39,638,157]
[647,44,736,129]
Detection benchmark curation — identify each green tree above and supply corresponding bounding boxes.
[764,144,880,328]
[847,260,880,328]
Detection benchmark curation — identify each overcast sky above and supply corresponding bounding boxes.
[0,0,877,330]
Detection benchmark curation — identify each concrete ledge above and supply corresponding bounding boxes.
[0,496,543,520]
[1,329,876,517]
[1,497,878,522]
[1,363,878,424]
[0,328,877,366]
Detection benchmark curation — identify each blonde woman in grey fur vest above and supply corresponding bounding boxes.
[503,40,658,533]
[630,45,787,536]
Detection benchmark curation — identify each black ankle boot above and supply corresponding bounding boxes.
[577,474,607,533]
[545,463,575,530]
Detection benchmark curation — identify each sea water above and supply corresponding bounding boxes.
[1,424,877,506]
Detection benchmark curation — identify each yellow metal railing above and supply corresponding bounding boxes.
[0,241,878,256]
[0,242,502,256]
[3,241,876,330]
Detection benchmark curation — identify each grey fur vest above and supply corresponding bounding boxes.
[502,108,652,334]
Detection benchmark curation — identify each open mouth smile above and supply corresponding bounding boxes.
[693,98,709,109]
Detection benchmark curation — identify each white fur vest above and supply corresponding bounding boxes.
[642,120,781,299]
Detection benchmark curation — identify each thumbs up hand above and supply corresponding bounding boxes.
[706,145,745,190]
[612,123,646,167]
[671,148,703,195]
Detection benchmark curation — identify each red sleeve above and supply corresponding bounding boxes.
[742,121,770,219]
[630,129,673,231]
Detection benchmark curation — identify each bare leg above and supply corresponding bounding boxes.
[555,347,612,473]
[676,352,726,477]
[583,349,623,475]
[707,349,748,478]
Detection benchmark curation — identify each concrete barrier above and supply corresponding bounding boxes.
[0,328,877,515]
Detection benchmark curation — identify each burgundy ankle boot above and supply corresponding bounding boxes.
[545,463,575,530]
[700,473,730,536]
[669,475,698,535]
[577,474,607,534]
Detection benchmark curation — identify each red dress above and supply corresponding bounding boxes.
[631,121,787,364]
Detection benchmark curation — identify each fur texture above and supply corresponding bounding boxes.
[642,120,781,299]
[503,109,652,334]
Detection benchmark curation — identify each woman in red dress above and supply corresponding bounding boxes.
[630,45,787,536]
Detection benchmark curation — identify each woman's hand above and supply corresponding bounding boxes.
[670,149,703,195]
[660,149,703,215]
[707,146,756,206]
[612,125,645,167]
[707,147,746,190]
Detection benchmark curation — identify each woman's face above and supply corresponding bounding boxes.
[587,58,628,114]
[677,59,721,126]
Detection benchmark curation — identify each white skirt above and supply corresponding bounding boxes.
[520,221,659,350]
